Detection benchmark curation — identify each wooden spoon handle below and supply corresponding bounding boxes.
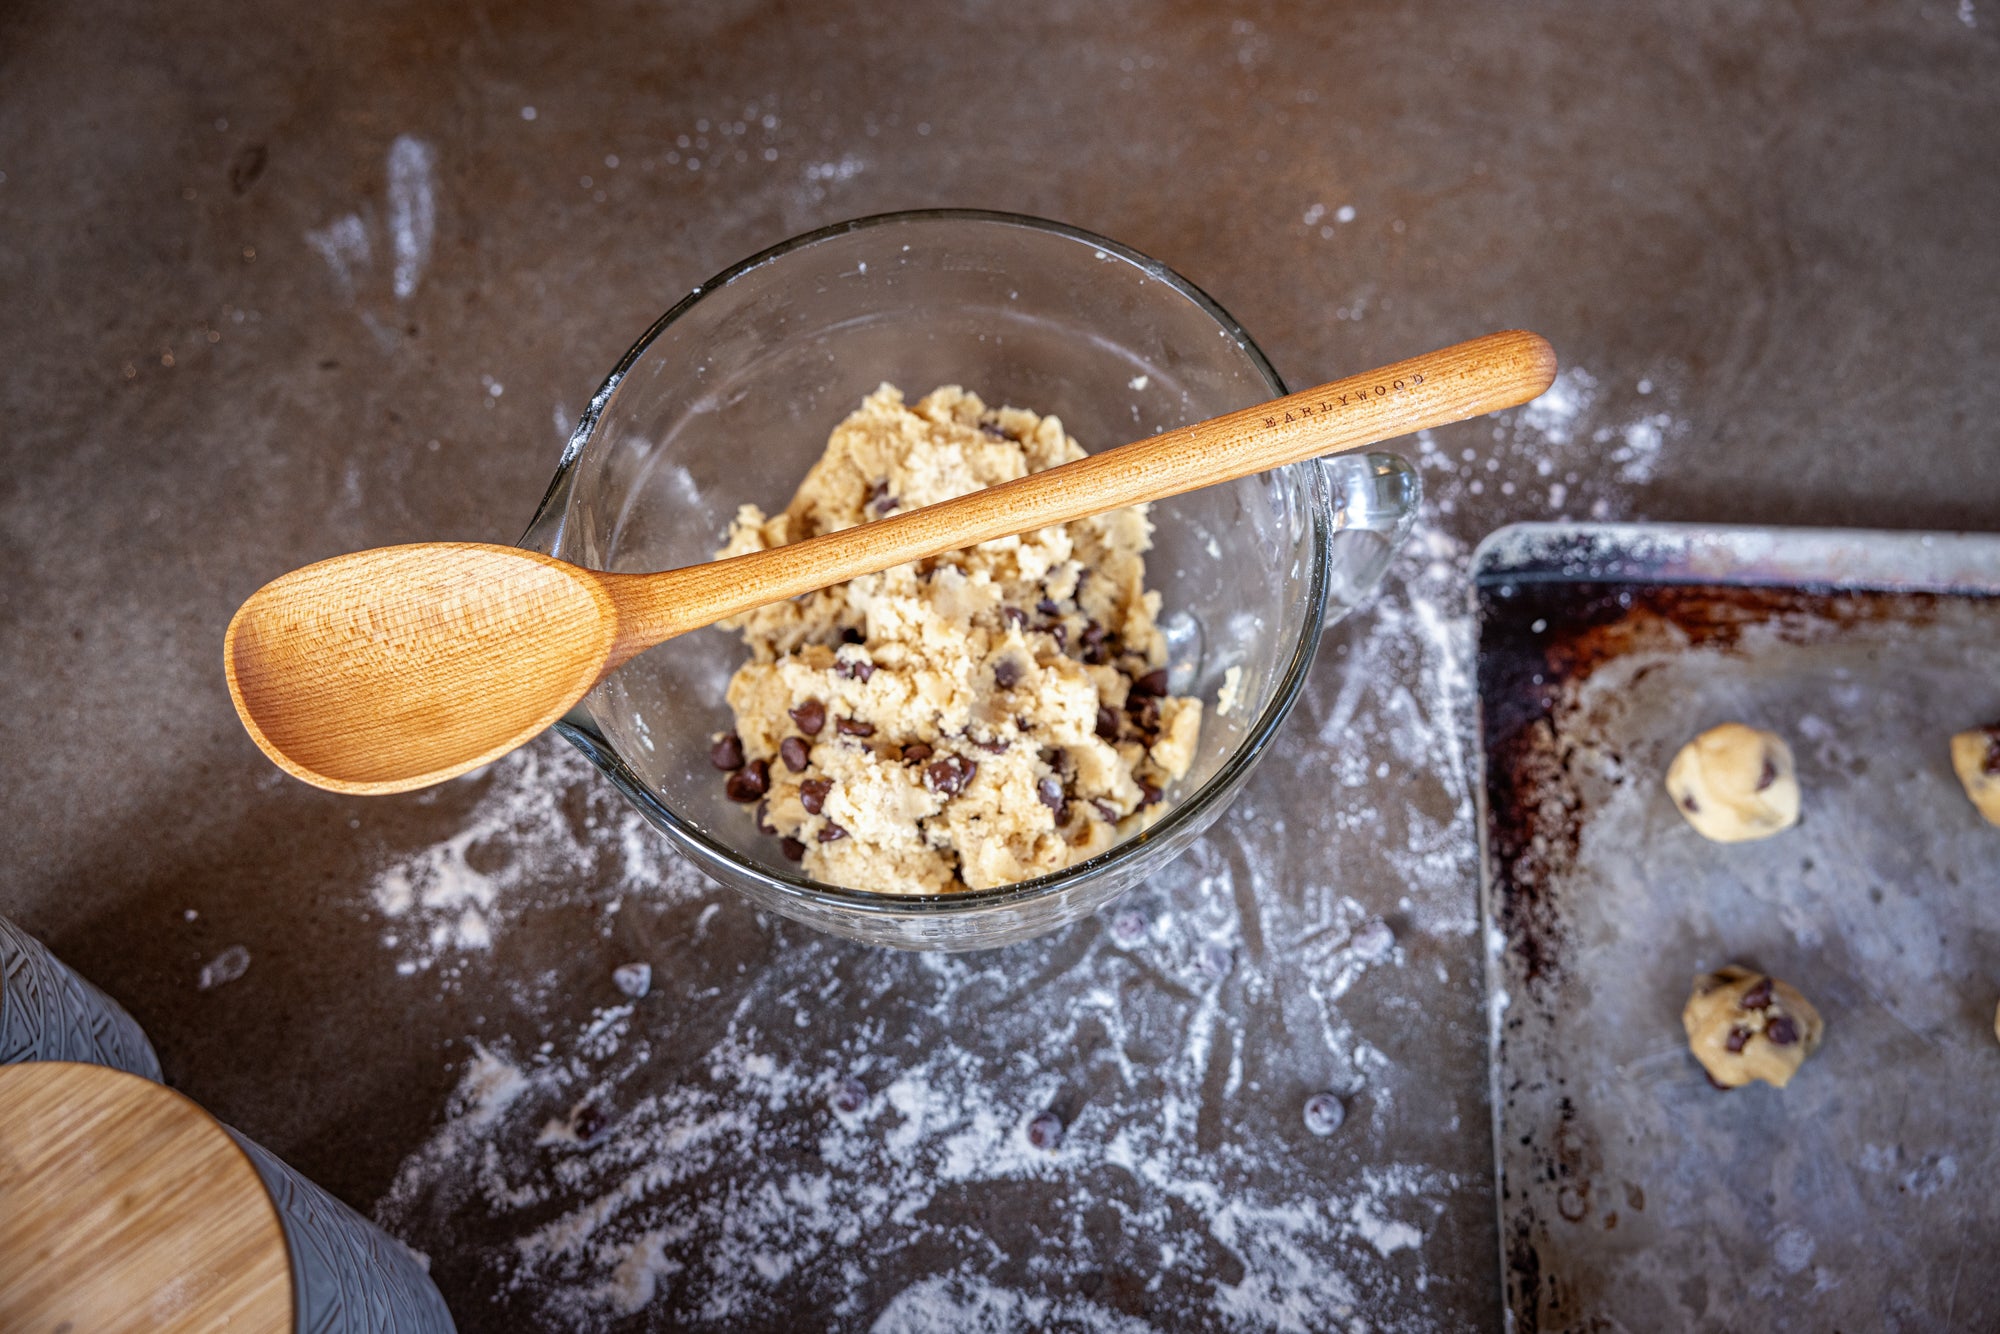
[606,330,1555,654]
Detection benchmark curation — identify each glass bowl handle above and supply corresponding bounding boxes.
[1318,451,1422,628]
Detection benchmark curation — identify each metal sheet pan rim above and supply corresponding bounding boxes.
[1471,521,2000,597]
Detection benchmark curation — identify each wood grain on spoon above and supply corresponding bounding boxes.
[226,329,1556,794]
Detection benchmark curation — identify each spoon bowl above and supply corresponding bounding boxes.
[224,544,616,792]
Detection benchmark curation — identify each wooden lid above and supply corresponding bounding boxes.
[0,1062,293,1332]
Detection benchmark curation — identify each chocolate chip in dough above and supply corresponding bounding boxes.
[724,759,769,802]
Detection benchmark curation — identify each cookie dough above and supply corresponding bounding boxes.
[1682,966,1824,1089]
[1949,724,2000,827]
[1665,722,1800,843]
[713,384,1202,895]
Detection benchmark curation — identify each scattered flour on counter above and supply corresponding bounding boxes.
[375,826,1450,1331]
[366,739,710,981]
[386,135,437,300]
[197,944,251,990]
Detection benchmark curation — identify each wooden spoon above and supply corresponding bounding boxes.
[226,329,1556,794]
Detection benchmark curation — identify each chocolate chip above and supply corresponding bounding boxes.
[1681,795,1700,814]
[1002,606,1028,630]
[1081,622,1109,665]
[1092,799,1119,822]
[973,737,1009,754]
[830,1076,868,1113]
[709,732,745,771]
[780,837,806,862]
[799,778,831,815]
[994,657,1022,690]
[754,800,777,836]
[1026,1110,1064,1150]
[1131,668,1170,698]
[1755,754,1779,791]
[571,1103,608,1142]
[790,698,826,735]
[1037,597,1060,616]
[979,419,1011,439]
[817,821,849,842]
[1138,780,1163,808]
[724,759,769,802]
[1127,695,1161,734]
[1045,622,1067,651]
[779,736,810,772]
[835,657,875,683]
[1096,706,1121,741]
[900,742,934,765]
[1739,977,1774,1011]
[1038,775,1068,807]
[836,717,875,737]
[864,479,896,515]
[1766,1015,1799,1046]
[1983,725,2000,774]
[841,627,866,645]
[1724,1025,1750,1053]
[927,754,978,797]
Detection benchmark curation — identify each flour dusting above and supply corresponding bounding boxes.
[387,135,437,300]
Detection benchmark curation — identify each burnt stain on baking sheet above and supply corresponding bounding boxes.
[1478,579,1954,1332]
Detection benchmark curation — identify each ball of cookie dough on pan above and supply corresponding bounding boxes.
[1665,722,1800,843]
[1949,724,2000,827]
[1683,966,1824,1089]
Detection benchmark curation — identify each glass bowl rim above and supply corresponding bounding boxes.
[526,208,1333,918]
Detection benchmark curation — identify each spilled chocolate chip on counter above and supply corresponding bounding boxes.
[1025,1110,1064,1150]
[830,1075,869,1113]
[1766,1015,1799,1046]
[835,717,875,737]
[709,732,745,771]
[790,698,827,736]
[779,736,810,772]
[780,837,806,862]
[799,778,832,815]
[571,1103,608,1143]
[724,759,769,802]
[817,821,849,843]
[926,754,977,797]
[1739,976,1774,1011]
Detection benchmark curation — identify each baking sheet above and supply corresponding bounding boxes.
[1473,524,2000,1333]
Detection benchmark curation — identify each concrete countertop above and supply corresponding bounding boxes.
[3,1,1993,1329]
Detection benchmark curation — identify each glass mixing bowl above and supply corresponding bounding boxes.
[520,211,1419,950]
